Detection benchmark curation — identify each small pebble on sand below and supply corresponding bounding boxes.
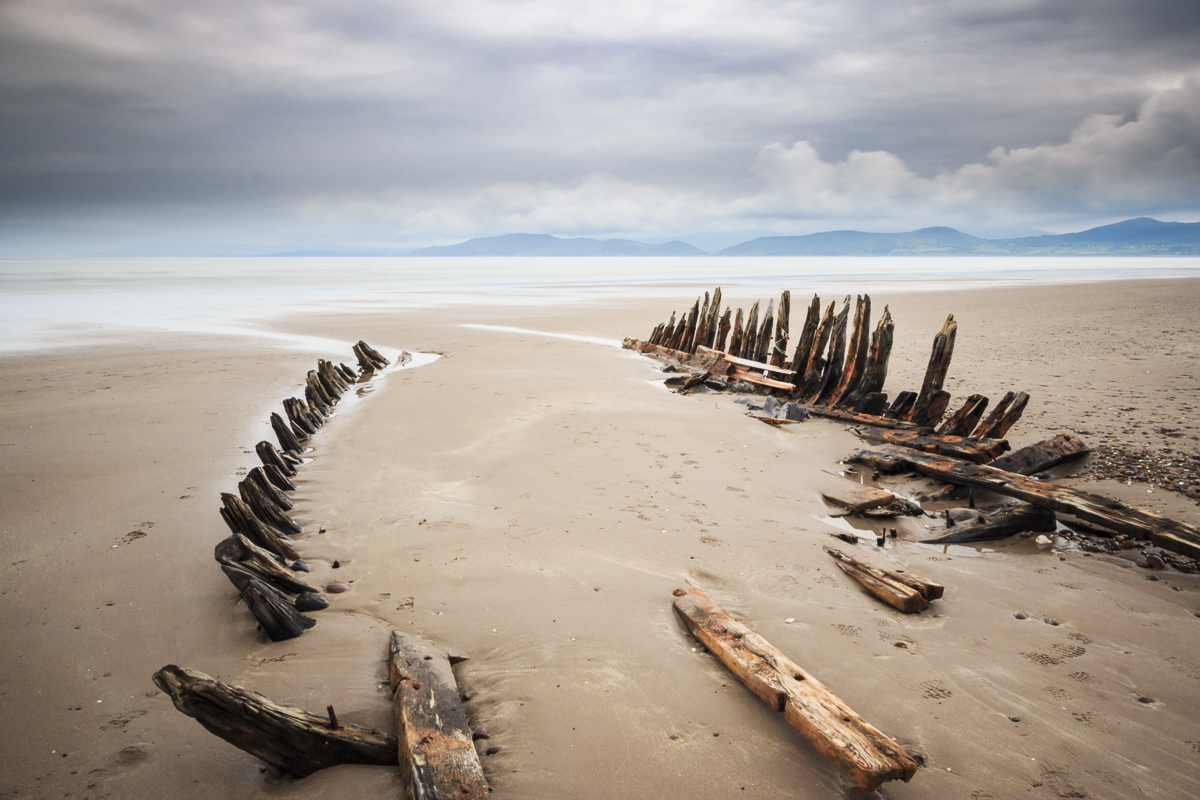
[325,583,348,593]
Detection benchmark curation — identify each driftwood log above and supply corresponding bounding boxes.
[849,448,1200,558]
[989,433,1090,474]
[388,632,488,799]
[824,547,943,613]
[152,664,397,777]
[672,588,918,790]
[922,504,1057,544]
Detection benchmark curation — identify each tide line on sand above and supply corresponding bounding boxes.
[461,323,623,348]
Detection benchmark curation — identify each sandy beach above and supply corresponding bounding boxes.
[3,275,1199,800]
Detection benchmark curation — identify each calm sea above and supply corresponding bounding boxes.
[2,256,1198,354]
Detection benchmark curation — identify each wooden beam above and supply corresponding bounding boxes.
[820,485,895,512]
[823,548,939,613]
[671,588,918,790]
[153,665,397,778]
[698,348,795,375]
[848,448,1200,557]
[729,307,745,356]
[728,364,796,391]
[802,406,929,431]
[740,301,760,359]
[989,433,1090,474]
[716,308,732,351]
[855,429,1010,463]
[921,504,1056,544]
[388,632,488,800]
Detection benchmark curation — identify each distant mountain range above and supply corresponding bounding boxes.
[411,233,706,256]
[718,218,1200,256]
[71,218,1200,257]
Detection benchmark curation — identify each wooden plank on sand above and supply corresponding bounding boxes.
[821,484,895,512]
[388,632,488,800]
[152,664,397,778]
[803,406,929,431]
[824,547,942,612]
[672,588,918,790]
[921,504,1056,544]
[988,433,1089,474]
[849,448,1200,558]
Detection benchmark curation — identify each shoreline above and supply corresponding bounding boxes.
[2,277,1198,799]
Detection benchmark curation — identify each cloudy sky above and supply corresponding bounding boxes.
[2,0,1199,254]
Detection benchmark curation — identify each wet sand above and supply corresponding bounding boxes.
[2,279,1199,799]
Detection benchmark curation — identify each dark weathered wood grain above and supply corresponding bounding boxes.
[153,664,396,777]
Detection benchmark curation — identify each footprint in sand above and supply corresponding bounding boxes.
[920,679,953,699]
[1045,686,1072,700]
[99,709,147,730]
[700,535,723,546]
[1022,652,1063,666]
[832,624,860,637]
[1068,671,1094,683]
[1072,709,1099,726]
[1052,643,1087,659]
[1068,632,1093,644]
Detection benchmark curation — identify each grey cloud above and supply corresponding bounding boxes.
[0,0,1198,253]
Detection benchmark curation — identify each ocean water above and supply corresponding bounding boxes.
[2,255,1198,354]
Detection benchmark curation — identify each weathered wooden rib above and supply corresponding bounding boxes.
[973,391,1029,439]
[826,295,871,408]
[219,492,300,561]
[307,370,336,410]
[271,412,305,454]
[388,632,489,800]
[264,462,297,492]
[936,394,988,437]
[246,466,293,510]
[808,297,851,405]
[848,448,1200,558]
[820,485,895,512]
[257,440,299,477]
[229,572,316,641]
[740,301,760,360]
[824,548,938,613]
[844,306,893,409]
[904,315,957,426]
[883,390,916,420]
[787,294,822,384]
[989,433,1090,474]
[283,397,318,437]
[797,300,836,396]
[671,588,918,790]
[215,534,316,596]
[716,308,732,351]
[855,429,1010,463]
[922,504,1057,544]
[152,664,396,777]
[357,340,390,369]
[771,290,790,367]
[728,307,745,356]
[753,299,775,364]
[305,383,331,417]
[239,476,302,534]
[694,292,711,353]
[700,349,795,375]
